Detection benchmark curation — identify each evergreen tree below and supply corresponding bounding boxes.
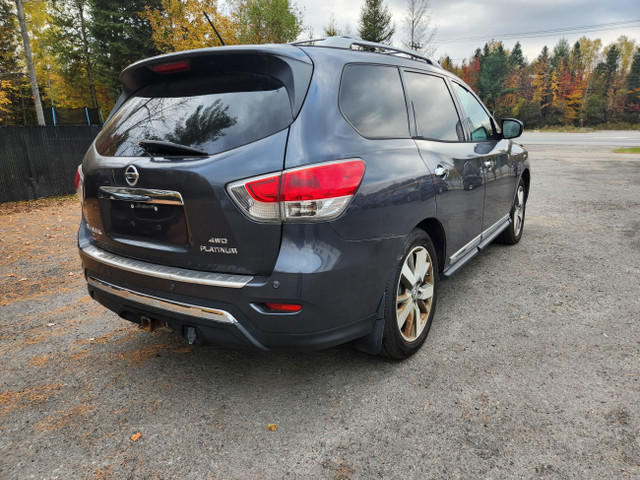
[509,42,525,69]
[533,46,553,124]
[89,0,161,106]
[358,0,395,44]
[623,48,640,122]
[48,0,99,109]
[551,38,570,69]
[476,41,509,114]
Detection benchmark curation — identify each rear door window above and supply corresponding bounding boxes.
[404,72,463,141]
[339,64,410,138]
[95,73,294,157]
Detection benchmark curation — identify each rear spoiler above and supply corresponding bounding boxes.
[105,46,313,123]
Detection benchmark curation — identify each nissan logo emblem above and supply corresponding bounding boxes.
[124,165,139,186]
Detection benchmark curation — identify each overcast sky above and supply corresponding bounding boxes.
[298,0,640,63]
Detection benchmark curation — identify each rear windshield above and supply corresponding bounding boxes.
[95,72,293,157]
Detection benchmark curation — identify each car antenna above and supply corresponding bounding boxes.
[203,11,226,46]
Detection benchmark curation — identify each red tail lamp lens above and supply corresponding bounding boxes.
[282,160,365,201]
[265,303,302,312]
[151,61,190,74]
[74,165,82,191]
[246,175,280,203]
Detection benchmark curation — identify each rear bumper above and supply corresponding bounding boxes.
[79,225,402,351]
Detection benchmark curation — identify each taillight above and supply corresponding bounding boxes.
[74,164,84,203]
[227,159,365,223]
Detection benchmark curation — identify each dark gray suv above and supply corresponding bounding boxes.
[76,36,530,358]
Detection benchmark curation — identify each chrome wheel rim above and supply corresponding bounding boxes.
[396,246,434,342]
[513,185,525,236]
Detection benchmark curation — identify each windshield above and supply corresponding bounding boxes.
[95,72,294,157]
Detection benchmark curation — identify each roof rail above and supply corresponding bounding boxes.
[290,35,441,68]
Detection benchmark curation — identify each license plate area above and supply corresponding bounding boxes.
[98,186,188,248]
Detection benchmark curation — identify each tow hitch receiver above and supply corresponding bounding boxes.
[185,326,197,345]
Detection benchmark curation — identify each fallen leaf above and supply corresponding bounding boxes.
[130,432,142,442]
[423,402,430,411]
[266,423,277,432]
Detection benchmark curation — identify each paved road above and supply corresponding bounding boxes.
[520,129,640,147]
[1,145,639,479]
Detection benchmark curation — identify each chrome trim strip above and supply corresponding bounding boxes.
[98,186,184,205]
[449,214,511,265]
[81,244,253,288]
[482,214,510,240]
[87,277,237,324]
[478,215,510,250]
[450,233,482,265]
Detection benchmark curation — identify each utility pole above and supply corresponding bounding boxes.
[15,0,45,125]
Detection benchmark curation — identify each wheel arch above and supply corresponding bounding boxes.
[520,168,531,202]
[415,218,446,273]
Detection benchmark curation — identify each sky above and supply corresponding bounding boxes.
[297,0,640,64]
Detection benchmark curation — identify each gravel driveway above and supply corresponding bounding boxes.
[1,144,639,479]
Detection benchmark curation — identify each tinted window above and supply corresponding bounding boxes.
[95,73,293,156]
[340,65,409,138]
[405,72,462,141]
[453,83,497,141]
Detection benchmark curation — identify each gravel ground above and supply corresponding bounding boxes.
[0,144,639,479]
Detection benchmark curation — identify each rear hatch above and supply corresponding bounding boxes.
[81,46,313,275]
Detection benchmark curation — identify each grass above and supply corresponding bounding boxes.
[613,147,640,154]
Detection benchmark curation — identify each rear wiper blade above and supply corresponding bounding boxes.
[138,139,209,157]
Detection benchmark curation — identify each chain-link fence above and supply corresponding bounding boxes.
[0,126,101,203]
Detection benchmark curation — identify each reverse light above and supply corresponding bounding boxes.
[227,159,365,223]
[74,164,84,203]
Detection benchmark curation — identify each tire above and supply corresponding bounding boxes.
[497,178,526,245]
[381,230,438,359]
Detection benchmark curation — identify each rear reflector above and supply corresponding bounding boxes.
[74,164,84,203]
[227,159,365,223]
[264,303,302,312]
[150,60,190,74]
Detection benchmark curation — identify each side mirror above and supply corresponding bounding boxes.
[501,118,524,139]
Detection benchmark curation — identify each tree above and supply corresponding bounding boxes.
[323,11,340,37]
[509,42,525,69]
[402,0,436,55]
[533,46,553,124]
[623,48,640,122]
[15,0,45,125]
[358,0,394,44]
[89,0,161,107]
[476,41,509,114]
[47,0,99,109]
[142,0,237,52]
[0,0,20,123]
[232,0,303,44]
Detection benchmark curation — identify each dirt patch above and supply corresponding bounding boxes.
[0,196,82,306]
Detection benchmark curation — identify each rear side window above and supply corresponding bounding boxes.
[404,72,463,141]
[95,73,293,157]
[339,64,409,138]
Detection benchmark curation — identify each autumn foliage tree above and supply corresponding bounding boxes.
[142,0,237,52]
